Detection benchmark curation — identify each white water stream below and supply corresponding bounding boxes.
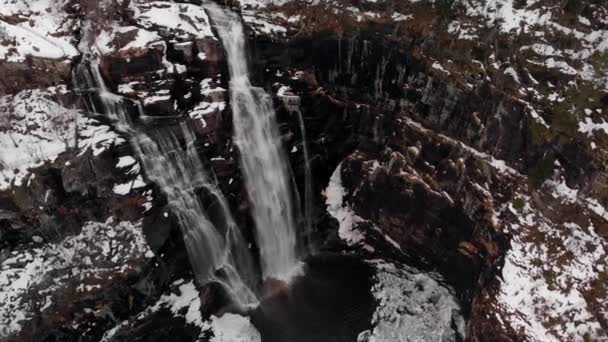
[75,60,256,304]
[206,5,298,279]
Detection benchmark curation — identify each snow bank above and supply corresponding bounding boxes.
[0,0,78,62]
[358,261,464,342]
[205,314,261,342]
[132,1,215,39]
[102,279,261,341]
[153,280,205,328]
[0,88,123,190]
[325,163,366,245]
[499,195,608,341]
[96,26,161,55]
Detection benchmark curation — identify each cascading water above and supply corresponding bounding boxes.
[295,109,315,253]
[206,5,298,279]
[134,125,256,303]
[74,59,256,304]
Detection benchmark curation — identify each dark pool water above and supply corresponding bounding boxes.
[251,253,375,342]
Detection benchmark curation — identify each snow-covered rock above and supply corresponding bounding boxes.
[0,87,124,190]
[0,218,151,337]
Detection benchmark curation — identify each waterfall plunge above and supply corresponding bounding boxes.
[206,5,298,280]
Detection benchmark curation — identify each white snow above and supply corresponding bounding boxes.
[463,0,551,34]
[154,280,205,327]
[116,156,137,168]
[431,61,450,75]
[503,67,520,83]
[447,21,479,40]
[457,0,608,97]
[204,314,261,342]
[392,12,412,22]
[0,22,76,61]
[544,58,577,75]
[403,117,521,177]
[358,261,464,342]
[95,26,161,55]
[113,175,147,195]
[189,101,226,121]
[325,163,365,245]
[241,11,287,35]
[498,195,608,341]
[189,79,227,121]
[277,85,291,96]
[79,117,126,157]
[0,0,78,62]
[105,280,261,341]
[578,117,608,136]
[324,162,406,253]
[133,1,215,39]
[239,0,289,9]
[544,172,583,205]
[143,94,171,106]
[0,88,123,190]
[122,27,162,51]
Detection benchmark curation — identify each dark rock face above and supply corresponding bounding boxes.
[246,7,608,338]
[0,58,72,94]
[109,310,202,342]
[339,149,503,300]
[251,25,507,289]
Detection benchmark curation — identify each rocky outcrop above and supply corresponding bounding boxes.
[0,58,73,94]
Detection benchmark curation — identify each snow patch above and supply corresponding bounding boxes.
[325,163,365,245]
[133,1,215,39]
[358,261,465,342]
[1,88,123,190]
[204,314,261,342]
[0,0,78,62]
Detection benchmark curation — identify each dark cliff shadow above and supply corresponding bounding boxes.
[250,253,375,342]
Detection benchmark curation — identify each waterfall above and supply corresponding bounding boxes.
[206,5,298,279]
[134,125,256,304]
[279,89,315,253]
[74,59,256,304]
[75,2,307,302]
[295,108,314,253]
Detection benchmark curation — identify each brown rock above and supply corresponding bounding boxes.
[0,58,71,95]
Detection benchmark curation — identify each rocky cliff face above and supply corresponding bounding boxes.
[1,0,607,341]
